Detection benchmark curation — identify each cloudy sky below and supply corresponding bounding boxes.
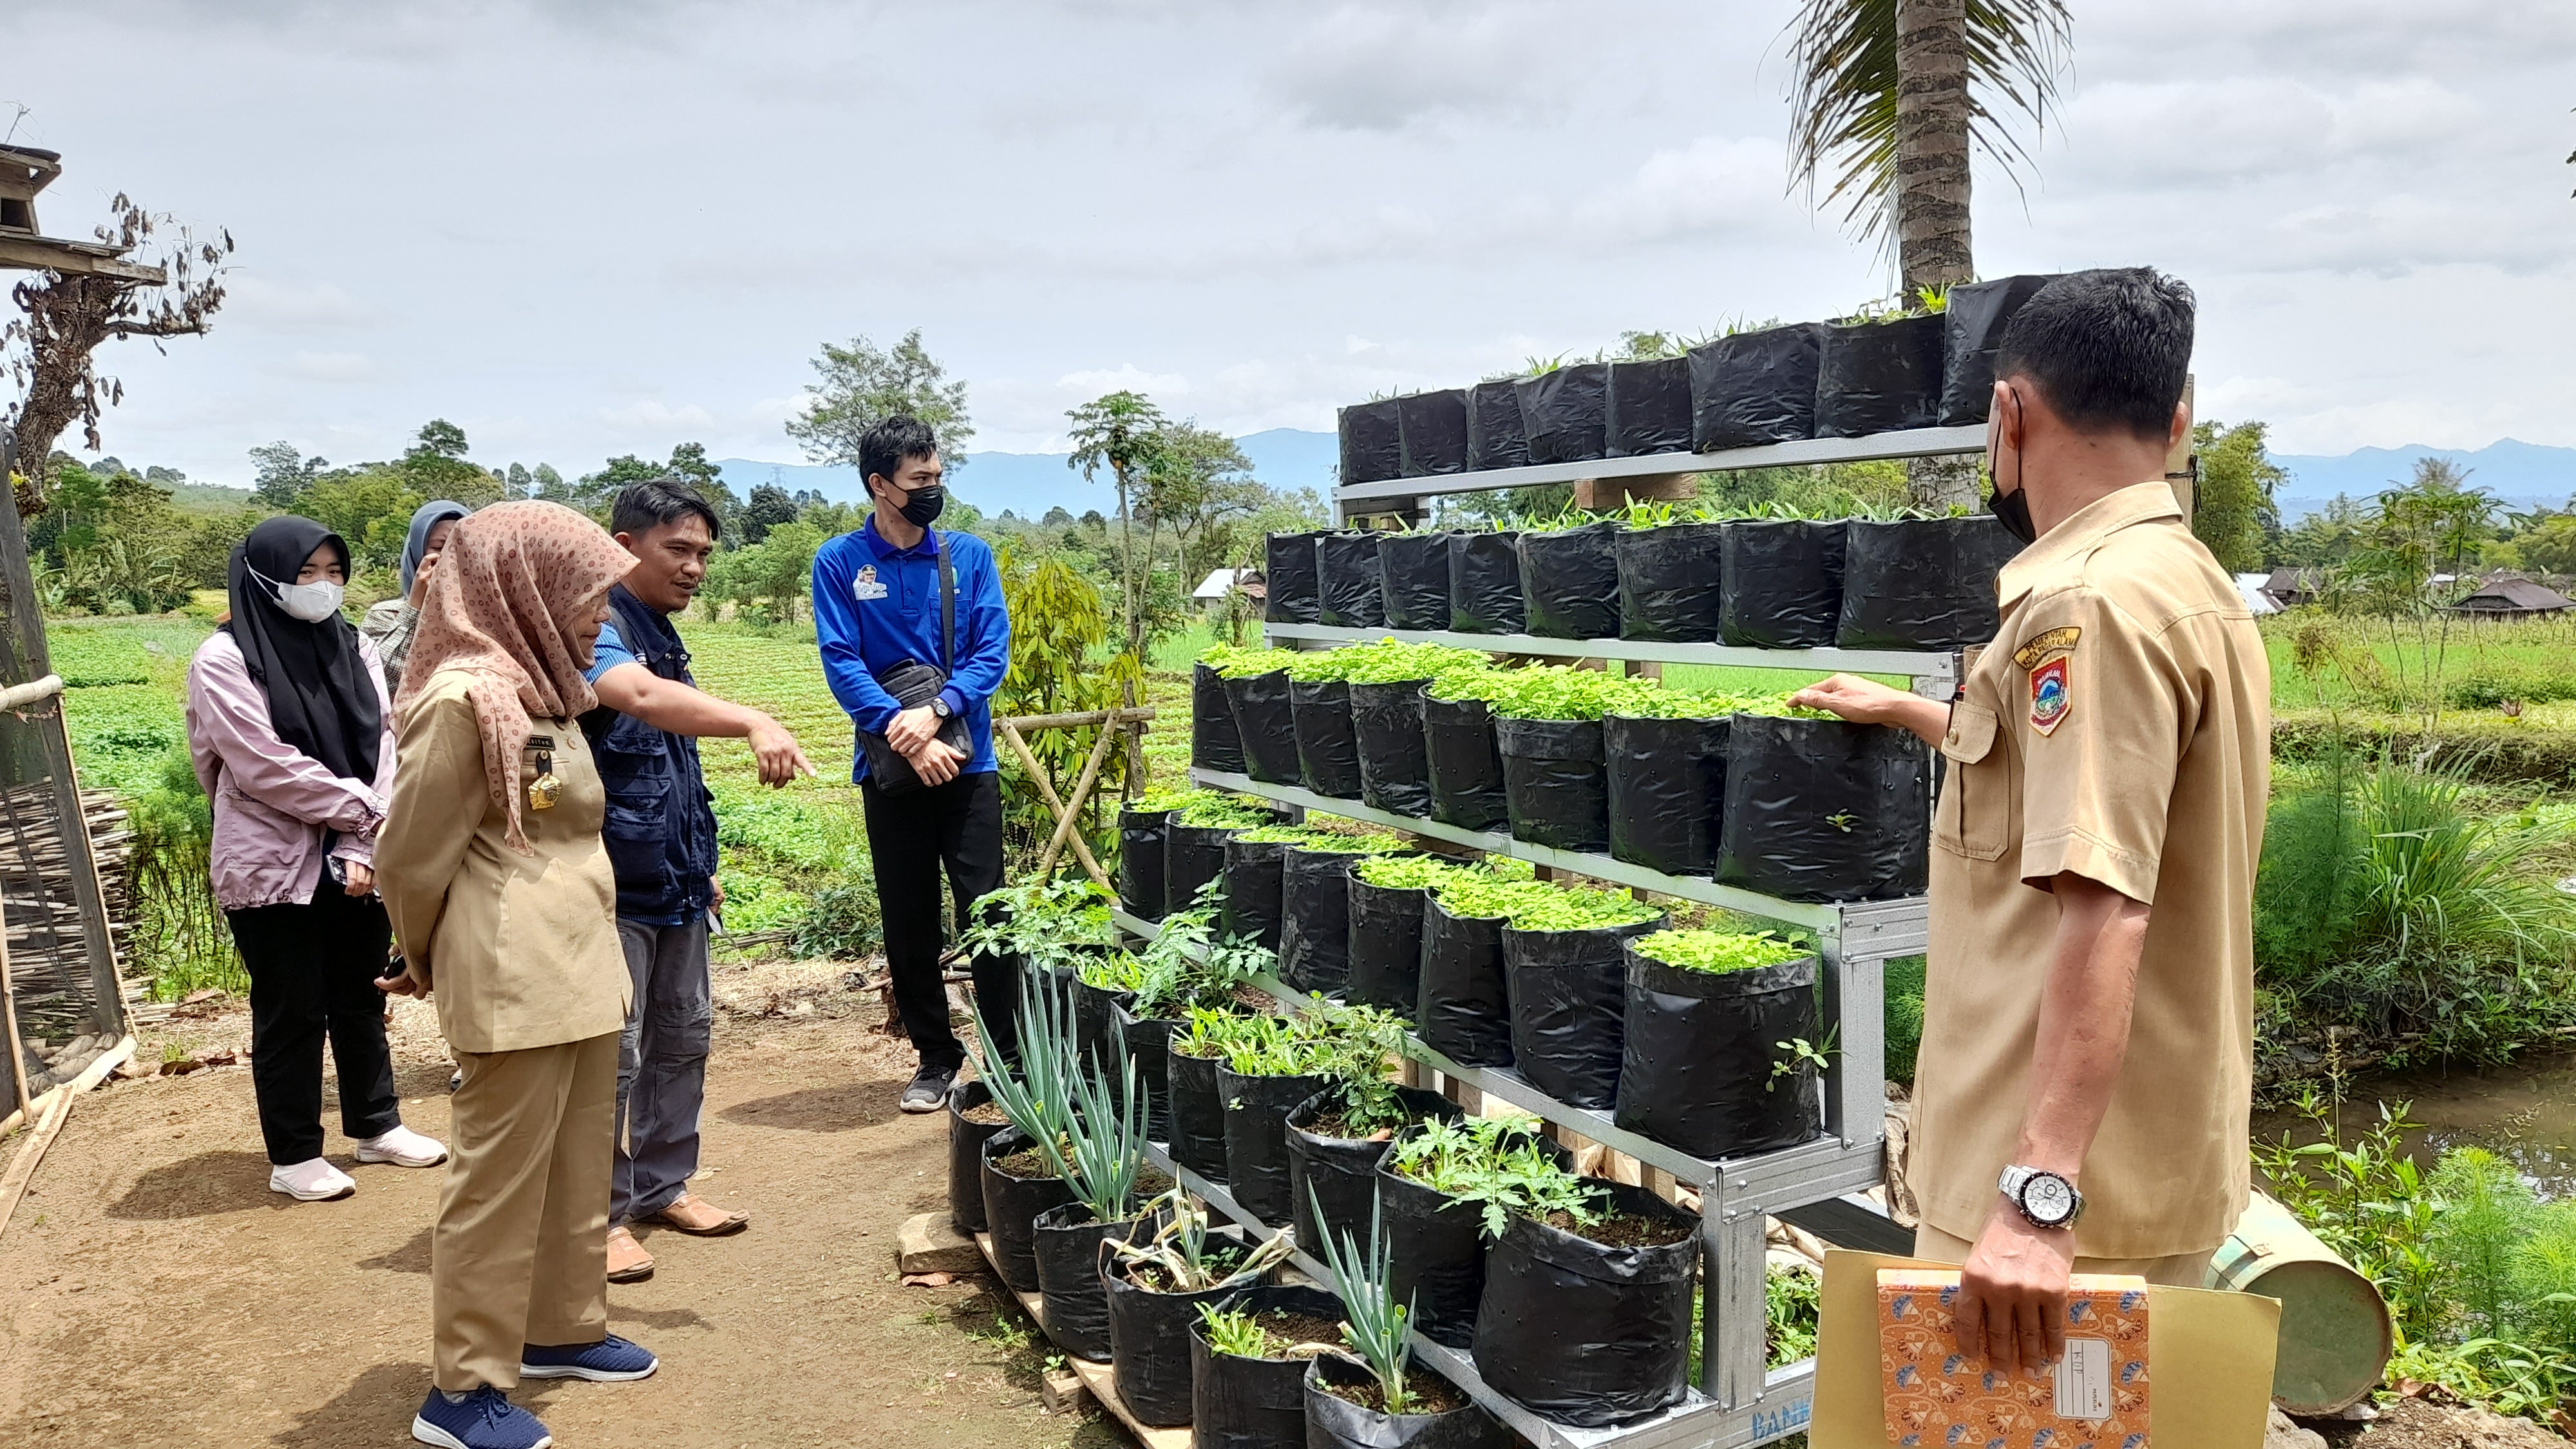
[7,0,2573,487]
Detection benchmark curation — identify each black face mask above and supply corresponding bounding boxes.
[894,483,946,528]
[1986,386,2039,545]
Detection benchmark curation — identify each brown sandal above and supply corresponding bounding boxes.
[648,1191,750,1236]
[606,1224,655,1282]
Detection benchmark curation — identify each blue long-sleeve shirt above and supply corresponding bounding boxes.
[812,520,1010,782]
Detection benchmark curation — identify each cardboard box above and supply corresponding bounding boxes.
[1877,1269,2150,1447]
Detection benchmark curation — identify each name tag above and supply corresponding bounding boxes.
[853,564,889,601]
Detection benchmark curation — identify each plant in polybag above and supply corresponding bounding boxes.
[1106,1187,1296,1426]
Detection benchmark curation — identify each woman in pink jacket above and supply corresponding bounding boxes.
[186,516,447,1201]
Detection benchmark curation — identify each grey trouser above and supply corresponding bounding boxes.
[612,915,712,1225]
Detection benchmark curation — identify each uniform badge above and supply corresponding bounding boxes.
[2029,654,2072,735]
[853,564,889,601]
[2011,626,2081,670]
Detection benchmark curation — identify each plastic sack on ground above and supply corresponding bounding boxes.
[1224,670,1302,784]
[1423,696,1511,832]
[1339,399,1404,486]
[1304,1352,1511,1449]
[1470,1179,1700,1426]
[1347,866,1430,1014]
[1496,715,1609,853]
[1189,1283,1350,1449]
[1032,1202,1139,1361]
[1374,1122,1569,1348]
[1277,846,1360,995]
[1317,533,1388,629]
[1448,531,1525,634]
[1264,531,1324,625]
[1717,715,1930,903]
[1220,835,1290,953]
[1813,314,1947,439]
[1117,804,1171,922]
[1166,1047,1231,1182]
[1352,679,1432,817]
[1604,713,1728,876]
[1398,389,1471,477]
[979,1126,1075,1294]
[1513,363,1609,464]
[1938,274,2061,426]
[1416,897,1514,1068]
[1690,323,1826,450]
[1614,950,1821,1160]
[1718,519,1846,649]
[1218,1063,1336,1226]
[1615,521,1726,642]
[946,1079,1007,1234]
[1518,522,1622,639]
[1287,1084,1463,1260]
[1836,515,2023,650]
[1605,356,1693,457]
[1466,380,1533,473]
[1291,677,1364,799]
[1192,661,1247,773]
[1106,1225,1262,1426]
[1502,915,1665,1110]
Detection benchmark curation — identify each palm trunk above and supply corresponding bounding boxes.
[1897,0,1981,511]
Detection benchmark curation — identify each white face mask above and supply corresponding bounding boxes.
[254,567,346,623]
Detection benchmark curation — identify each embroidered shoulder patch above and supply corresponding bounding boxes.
[2011,625,2082,670]
[853,564,889,601]
[2029,654,2072,735]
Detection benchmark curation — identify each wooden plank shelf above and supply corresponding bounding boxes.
[969,1229,1193,1449]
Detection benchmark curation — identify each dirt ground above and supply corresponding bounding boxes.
[0,959,1127,1449]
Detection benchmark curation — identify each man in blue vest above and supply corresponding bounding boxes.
[811,415,1014,1113]
[583,478,815,1283]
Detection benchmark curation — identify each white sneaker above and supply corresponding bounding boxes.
[270,1157,357,1201]
[355,1125,449,1168]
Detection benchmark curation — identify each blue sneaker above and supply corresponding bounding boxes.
[412,1387,552,1449]
[519,1333,659,1382]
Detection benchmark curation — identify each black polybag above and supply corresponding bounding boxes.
[1718,715,1930,903]
[1938,274,2060,426]
[1718,519,1846,649]
[1375,1122,1569,1347]
[1471,1179,1701,1427]
[1836,515,2024,650]
[1117,804,1173,923]
[1291,677,1364,799]
[1614,521,1726,642]
[1448,531,1526,634]
[1351,679,1432,817]
[1287,1084,1463,1261]
[1032,1202,1139,1361]
[1417,898,1513,1069]
[1217,1063,1334,1226]
[1339,399,1404,486]
[980,1126,1075,1294]
[1615,951,1821,1160]
[1689,322,1826,450]
[1466,379,1533,473]
[1397,389,1471,477]
[1604,713,1728,876]
[1190,1283,1350,1449]
[1106,1226,1262,1426]
[946,1079,1007,1234]
[1193,661,1248,774]
[1317,533,1387,629]
[1495,715,1609,853]
[1071,975,1136,1077]
[1423,695,1511,832]
[1278,847,1360,995]
[1304,1352,1511,1449]
[1518,522,1622,639]
[1166,1046,1231,1181]
[1165,821,1240,920]
[1346,868,1429,1012]
[1605,356,1694,457]
[1224,670,1303,784]
[1501,915,1665,1111]
[1116,1003,1175,1144]
[1264,531,1324,625]
[1814,313,1947,438]
[1513,363,1609,464]
[1220,836,1289,952]
[1376,533,1453,630]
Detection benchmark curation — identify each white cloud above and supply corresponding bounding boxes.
[284,350,381,382]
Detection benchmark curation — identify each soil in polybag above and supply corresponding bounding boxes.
[1615,521,1726,642]
[1814,312,1947,438]
[1689,322,1826,450]
[1278,846,1360,996]
[1496,715,1608,853]
[1291,677,1364,799]
[1417,897,1513,1068]
[1398,389,1470,477]
[1604,713,1727,876]
[1938,273,2061,426]
[1340,399,1404,486]
[1191,1283,1350,1449]
[1352,678,1432,817]
[947,1078,1008,1234]
[1072,976,1136,1077]
[1304,1352,1511,1449]
[1836,515,2025,650]
[1615,952,1821,1160]
[1264,531,1324,625]
[1166,1046,1231,1181]
[1718,519,1846,649]
[1423,695,1510,832]
[1513,363,1609,464]
[1218,1063,1335,1226]
[1033,1202,1141,1361]
[1106,1224,1261,1427]
[1502,914,1665,1110]
[1117,1004,1175,1144]
[1466,379,1533,473]
[1376,533,1452,631]
[1117,805,1173,923]
[1193,662,1247,774]
[1166,821,1240,920]
[1288,1083,1463,1260]
[1317,533,1387,629]
[980,1126,1075,1294]
[1518,522,1622,639]
[1225,670,1303,784]
[1220,836,1289,953]
[1605,356,1693,457]
[1470,1179,1701,1427]
[1376,1122,1570,1348]
[1448,531,1525,634]
[1718,714,1930,903]
[1347,871,1428,1013]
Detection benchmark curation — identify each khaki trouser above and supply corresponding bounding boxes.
[434,1030,620,1390]
[1912,1224,2213,1288]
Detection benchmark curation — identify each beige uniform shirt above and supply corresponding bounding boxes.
[376,670,630,1054]
[1909,482,2269,1259]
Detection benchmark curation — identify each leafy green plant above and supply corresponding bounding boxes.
[1385,1115,1600,1239]
[1061,1041,1150,1220]
[1077,949,1148,992]
[1130,900,1267,1019]
[790,882,881,961]
[1292,831,1408,856]
[1197,1304,1281,1359]
[1766,1264,1823,1368]
[1432,872,1658,933]
[1200,643,1302,679]
[1632,929,1808,975]
[1768,1028,1838,1092]
[962,878,1119,977]
[1307,1187,1418,1415]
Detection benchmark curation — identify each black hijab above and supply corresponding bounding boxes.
[224,515,382,783]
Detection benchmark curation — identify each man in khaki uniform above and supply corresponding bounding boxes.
[1794,268,2268,1376]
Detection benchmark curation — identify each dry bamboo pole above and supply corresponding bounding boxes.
[996,721,1112,891]
[996,706,1157,733]
[0,909,31,1124]
[1034,725,1119,881]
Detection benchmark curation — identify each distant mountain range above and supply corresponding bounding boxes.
[2272,438,2575,520]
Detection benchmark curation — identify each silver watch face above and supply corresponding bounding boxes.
[2022,1172,2076,1225]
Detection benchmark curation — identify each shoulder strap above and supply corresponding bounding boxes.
[935,531,955,676]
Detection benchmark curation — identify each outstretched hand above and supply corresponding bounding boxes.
[1788,673,1949,746]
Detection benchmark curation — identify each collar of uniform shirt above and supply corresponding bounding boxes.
[1995,478,2183,609]
[859,516,940,561]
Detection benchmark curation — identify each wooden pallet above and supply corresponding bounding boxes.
[970,1230,1193,1449]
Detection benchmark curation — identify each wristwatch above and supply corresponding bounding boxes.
[929,697,954,720]
[1998,1164,2083,1229]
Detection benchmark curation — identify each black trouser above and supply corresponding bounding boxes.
[860,769,1010,1073]
[226,886,401,1165]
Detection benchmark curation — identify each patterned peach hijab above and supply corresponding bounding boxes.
[395,500,636,853]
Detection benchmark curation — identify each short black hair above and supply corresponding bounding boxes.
[611,478,722,541]
[860,415,940,489]
[1994,267,2196,444]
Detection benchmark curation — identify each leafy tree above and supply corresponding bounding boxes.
[703,520,823,624]
[1065,390,1170,668]
[2275,494,2367,570]
[299,469,424,576]
[248,440,325,508]
[741,483,800,544]
[784,328,974,473]
[666,440,722,488]
[53,469,193,612]
[396,419,497,504]
[2502,515,2576,577]
[1141,422,1268,591]
[990,540,1142,866]
[2190,420,2284,574]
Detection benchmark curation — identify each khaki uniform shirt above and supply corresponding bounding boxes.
[1909,482,2269,1259]
[377,670,630,1054]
